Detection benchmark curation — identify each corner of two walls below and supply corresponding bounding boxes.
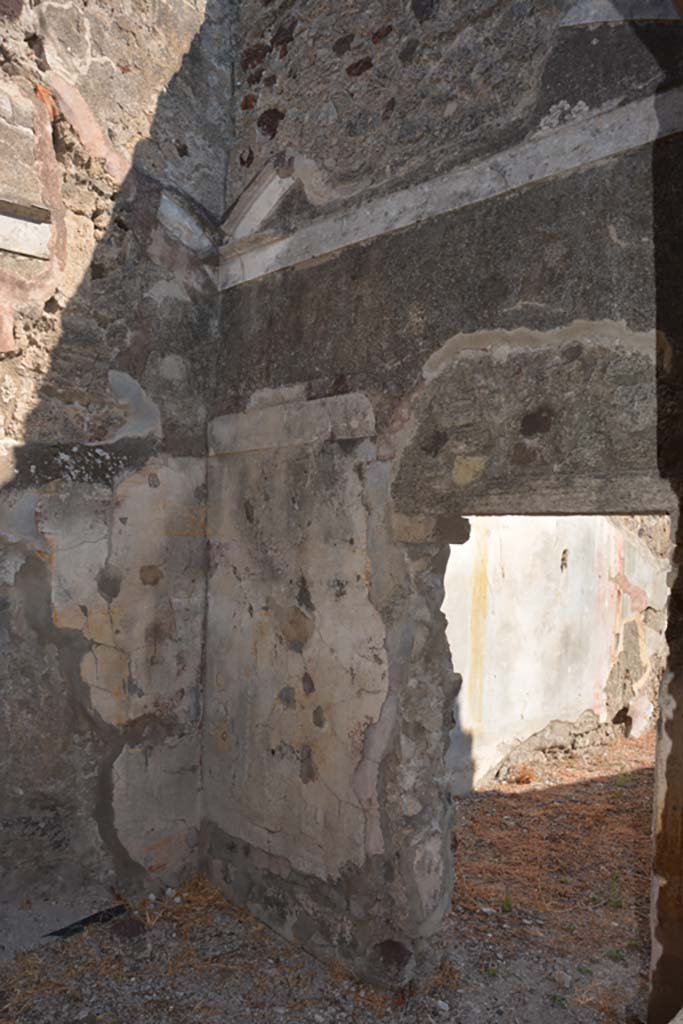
[196,0,683,990]
[198,387,461,987]
[4,0,683,1002]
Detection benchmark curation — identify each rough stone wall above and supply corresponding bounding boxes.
[0,0,230,913]
[227,0,567,206]
[210,1,683,1013]
[225,0,683,215]
[3,1,683,1018]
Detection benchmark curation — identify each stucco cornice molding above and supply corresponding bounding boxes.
[219,86,683,291]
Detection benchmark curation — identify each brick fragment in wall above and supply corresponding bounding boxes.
[257,108,285,138]
[346,56,373,77]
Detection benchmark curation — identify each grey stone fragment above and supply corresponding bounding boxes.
[0,213,51,259]
[562,0,682,24]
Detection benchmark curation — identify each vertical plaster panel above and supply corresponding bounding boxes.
[203,437,389,881]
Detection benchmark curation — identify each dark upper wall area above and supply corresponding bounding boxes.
[225,0,682,216]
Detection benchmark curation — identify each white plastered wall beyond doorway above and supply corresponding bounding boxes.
[444,515,670,793]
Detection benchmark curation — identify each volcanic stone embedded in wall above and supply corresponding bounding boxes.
[227,0,578,208]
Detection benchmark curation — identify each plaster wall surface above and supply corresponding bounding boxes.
[204,394,387,881]
[201,391,460,984]
[445,515,670,791]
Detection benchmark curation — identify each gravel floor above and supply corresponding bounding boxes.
[0,732,655,1024]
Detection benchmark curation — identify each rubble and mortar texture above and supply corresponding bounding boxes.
[225,0,683,212]
[211,3,683,1018]
[0,0,230,929]
[3,1,683,1020]
[202,394,460,985]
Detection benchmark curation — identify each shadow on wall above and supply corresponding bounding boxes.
[614,6,683,1023]
[0,0,230,903]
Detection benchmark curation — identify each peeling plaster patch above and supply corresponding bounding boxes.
[81,646,130,726]
[0,490,46,549]
[422,320,657,383]
[46,458,206,723]
[291,154,369,208]
[614,571,649,614]
[145,279,191,304]
[45,72,130,184]
[107,371,162,442]
[204,431,389,880]
[158,192,215,256]
[112,735,198,880]
[159,354,189,384]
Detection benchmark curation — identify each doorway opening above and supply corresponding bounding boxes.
[443,514,671,1022]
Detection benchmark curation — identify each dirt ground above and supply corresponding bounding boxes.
[450,728,655,1024]
[0,730,656,1024]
